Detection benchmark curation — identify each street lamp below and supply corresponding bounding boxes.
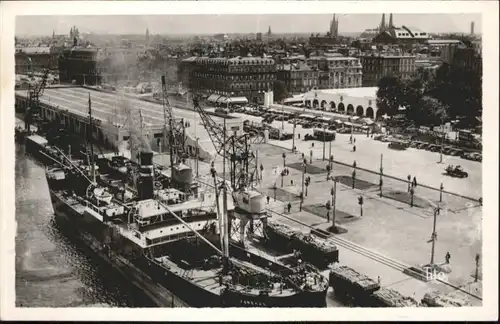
[195,137,199,178]
[429,205,441,266]
[322,124,326,160]
[358,196,364,217]
[331,180,337,230]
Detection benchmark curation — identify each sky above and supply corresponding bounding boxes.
[16,14,482,36]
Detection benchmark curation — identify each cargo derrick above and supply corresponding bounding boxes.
[25,68,50,133]
[265,221,339,269]
[192,96,267,248]
[160,76,193,193]
[329,265,380,306]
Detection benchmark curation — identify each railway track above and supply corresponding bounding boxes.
[266,209,417,276]
[266,208,482,301]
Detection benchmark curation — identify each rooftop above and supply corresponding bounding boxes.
[15,47,51,54]
[316,87,378,99]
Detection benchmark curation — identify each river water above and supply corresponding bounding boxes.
[15,143,154,307]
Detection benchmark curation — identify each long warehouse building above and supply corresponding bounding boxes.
[15,86,243,161]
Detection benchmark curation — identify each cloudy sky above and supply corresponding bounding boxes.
[16,13,482,36]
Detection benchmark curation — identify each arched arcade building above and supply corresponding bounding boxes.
[303,87,381,119]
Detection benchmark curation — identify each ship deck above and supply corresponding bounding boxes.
[154,255,300,297]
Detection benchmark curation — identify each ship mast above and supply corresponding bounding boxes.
[222,117,230,258]
[161,76,176,179]
[88,93,96,183]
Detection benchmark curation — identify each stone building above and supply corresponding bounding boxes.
[360,52,416,87]
[178,56,276,104]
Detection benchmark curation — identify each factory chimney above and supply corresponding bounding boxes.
[137,151,155,200]
[470,21,475,35]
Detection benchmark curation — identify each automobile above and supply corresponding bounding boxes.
[428,144,440,152]
[409,141,421,148]
[337,128,351,134]
[373,134,386,141]
[448,149,463,156]
[302,123,313,129]
[419,143,431,150]
[445,165,468,178]
[303,134,314,141]
[328,125,337,131]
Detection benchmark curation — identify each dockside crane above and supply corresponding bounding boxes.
[25,67,50,132]
[160,76,193,192]
[192,95,267,248]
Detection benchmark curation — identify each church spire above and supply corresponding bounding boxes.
[380,13,386,32]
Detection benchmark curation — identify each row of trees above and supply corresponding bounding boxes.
[376,62,482,127]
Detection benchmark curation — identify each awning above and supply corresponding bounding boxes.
[227,97,248,104]
[299,114,315,119]
[284,97,304,103]
[363,118,374,125]
[207,94,221,102]
[216,96,228,104]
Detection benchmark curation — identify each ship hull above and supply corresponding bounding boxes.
[47,189,328,308]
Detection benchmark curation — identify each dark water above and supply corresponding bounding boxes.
[15,144,154,307]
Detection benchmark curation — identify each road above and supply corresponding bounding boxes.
[231,111,482,200]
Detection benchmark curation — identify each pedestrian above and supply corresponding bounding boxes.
[291,179,294,185]
[353,145,356,152]
[354,138,356,144]
[267,196,270,205]
[298,133,301,139]
[413,176,417,188]
[445,252,451,264]
[350,135,353,143]
[377,276,381,286]
[312,142,314,148]
[287,202,292,214]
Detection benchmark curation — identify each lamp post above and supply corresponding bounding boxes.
[429,205,440,266]
[358,196,364,217]
[195,137,199,178]
[301,159,307,199]
[439,183,444,203]
[331,179,337,230]
[322,124,326,161]
[292,118,296,152]
[475,253,480,282]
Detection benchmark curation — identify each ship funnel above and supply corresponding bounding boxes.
[138,151,154,200]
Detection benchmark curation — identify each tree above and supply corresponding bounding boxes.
[428,63,482,125]
[273,80,289,103]
[417,96,448,126]
[376,76,404,117]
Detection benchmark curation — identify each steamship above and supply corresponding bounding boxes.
[45,149,329,307]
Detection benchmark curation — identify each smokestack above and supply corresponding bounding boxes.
[470,21,475,35]
[138,151,154,200]
[389,13,394,29]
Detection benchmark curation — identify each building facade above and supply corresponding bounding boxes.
[179,56,276,104]
[15,47,59,74]
[277,56,362,94]
[58,47,101,85]
[360,53,416,87]
[303,87,380,119]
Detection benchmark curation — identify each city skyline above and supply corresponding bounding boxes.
[16,14,482,37]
